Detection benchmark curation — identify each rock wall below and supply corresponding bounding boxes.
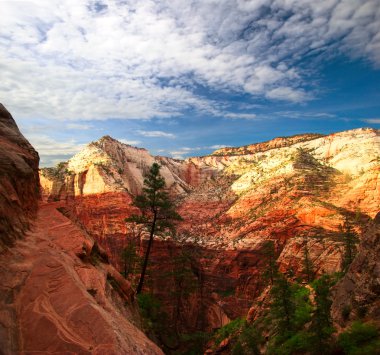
[0,202,163,354]
[0,105,163,354]
[332,217,380,329]
[0,103,40,251]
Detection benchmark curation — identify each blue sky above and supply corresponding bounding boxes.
[0,0,379,166]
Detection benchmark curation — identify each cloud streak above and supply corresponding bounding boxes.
[137,130,176,138]
[0,0,378,122]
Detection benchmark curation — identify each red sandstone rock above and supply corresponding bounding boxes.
[0,103,40,251]
[0,202,163,354]
[331,220,380,329]
[0,105,163,354]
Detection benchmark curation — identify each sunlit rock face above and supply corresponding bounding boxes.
[40,127,380,331]
[0,103,40,251]
[0,105,163,355]
[40,135,202,201]
[0,202,163,354]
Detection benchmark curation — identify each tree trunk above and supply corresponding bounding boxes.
[136,214,157,294]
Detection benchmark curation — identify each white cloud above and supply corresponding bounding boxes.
[210,144,230,149]
[362,118,380,124]
[66,123,93,130]
[224,112,257,120]
[0,0,378,122]
[266,87,308,103]
[118,138,142,145]
[137,130,176,138]
[27,134,84,156]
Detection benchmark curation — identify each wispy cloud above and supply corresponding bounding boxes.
[1,0,378,122]
[210,144,230,150]
[362,118,380,124]
[137,130,176,138]
[224,112,257,120]
[66,123,93,130]
[118,138,142,146]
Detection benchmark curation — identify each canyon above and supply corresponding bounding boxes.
[0,101,379,353]
[39,124,380,334]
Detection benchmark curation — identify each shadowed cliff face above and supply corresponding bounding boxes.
[332,218,380,328]
[0,105,163,355]
[40,127,380,332]
[0,103,40,251]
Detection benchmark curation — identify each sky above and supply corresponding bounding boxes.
[1,0,379,166]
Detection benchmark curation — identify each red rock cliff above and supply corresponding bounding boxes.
[0,103,40,251]
[0,105,163,354]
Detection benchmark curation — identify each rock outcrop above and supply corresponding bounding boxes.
[0,104,40,251]
[0,202,163,354]
[331,218,380,329]
[39,127,380,332]
[0,105,163,354]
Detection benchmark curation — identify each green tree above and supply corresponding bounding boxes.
[340,217,359,272]
[126,163,182,294]
[262,240,279,285]
[120,243,141,279]
[310,274,334,349]
[270,273,296,334]
[302,239,314,283]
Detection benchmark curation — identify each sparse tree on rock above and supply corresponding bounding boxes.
[340,217,359,273]
[270,272,296,334]
[311,274,334,348]
[126,163,182,294]
[262,240,279,285]
[302,239,314,283]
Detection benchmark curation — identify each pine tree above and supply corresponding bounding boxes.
[302,239,314,283]
[120,243,141,279]
[262,240,279,285]
[126,163,182,294]
[270,273,296,334]
[311,274,334,348]
[340,217,359,273]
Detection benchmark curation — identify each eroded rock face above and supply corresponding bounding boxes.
[0,103,40,251]
[331,220,380,329]
[39,128,380,332]
[40,135,211,201]
[0,202,163,354]
[0,105,163,354]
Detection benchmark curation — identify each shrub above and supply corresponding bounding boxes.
[338,321,380,355]
[215,317,245,345]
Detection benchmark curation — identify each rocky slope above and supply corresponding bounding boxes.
[0,104,40,252]
[0,105,163,354]
[332,215,380,328]
[40,127,380,332]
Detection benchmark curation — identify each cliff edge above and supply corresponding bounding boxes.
[0,104,40,251]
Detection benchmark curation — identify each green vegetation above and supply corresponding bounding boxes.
[302,240,314,282]
[126,163,182,294]
[261,240,278,285]
[137,293,163,333]
[120,243,142,281]
[338,322,380,355]
[214,317,245,346]
[340,217,359,273]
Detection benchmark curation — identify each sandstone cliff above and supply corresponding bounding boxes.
[0,105,163,354]
[332,216,380,328]
[39,127,380,332]
[0,104,40,252]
